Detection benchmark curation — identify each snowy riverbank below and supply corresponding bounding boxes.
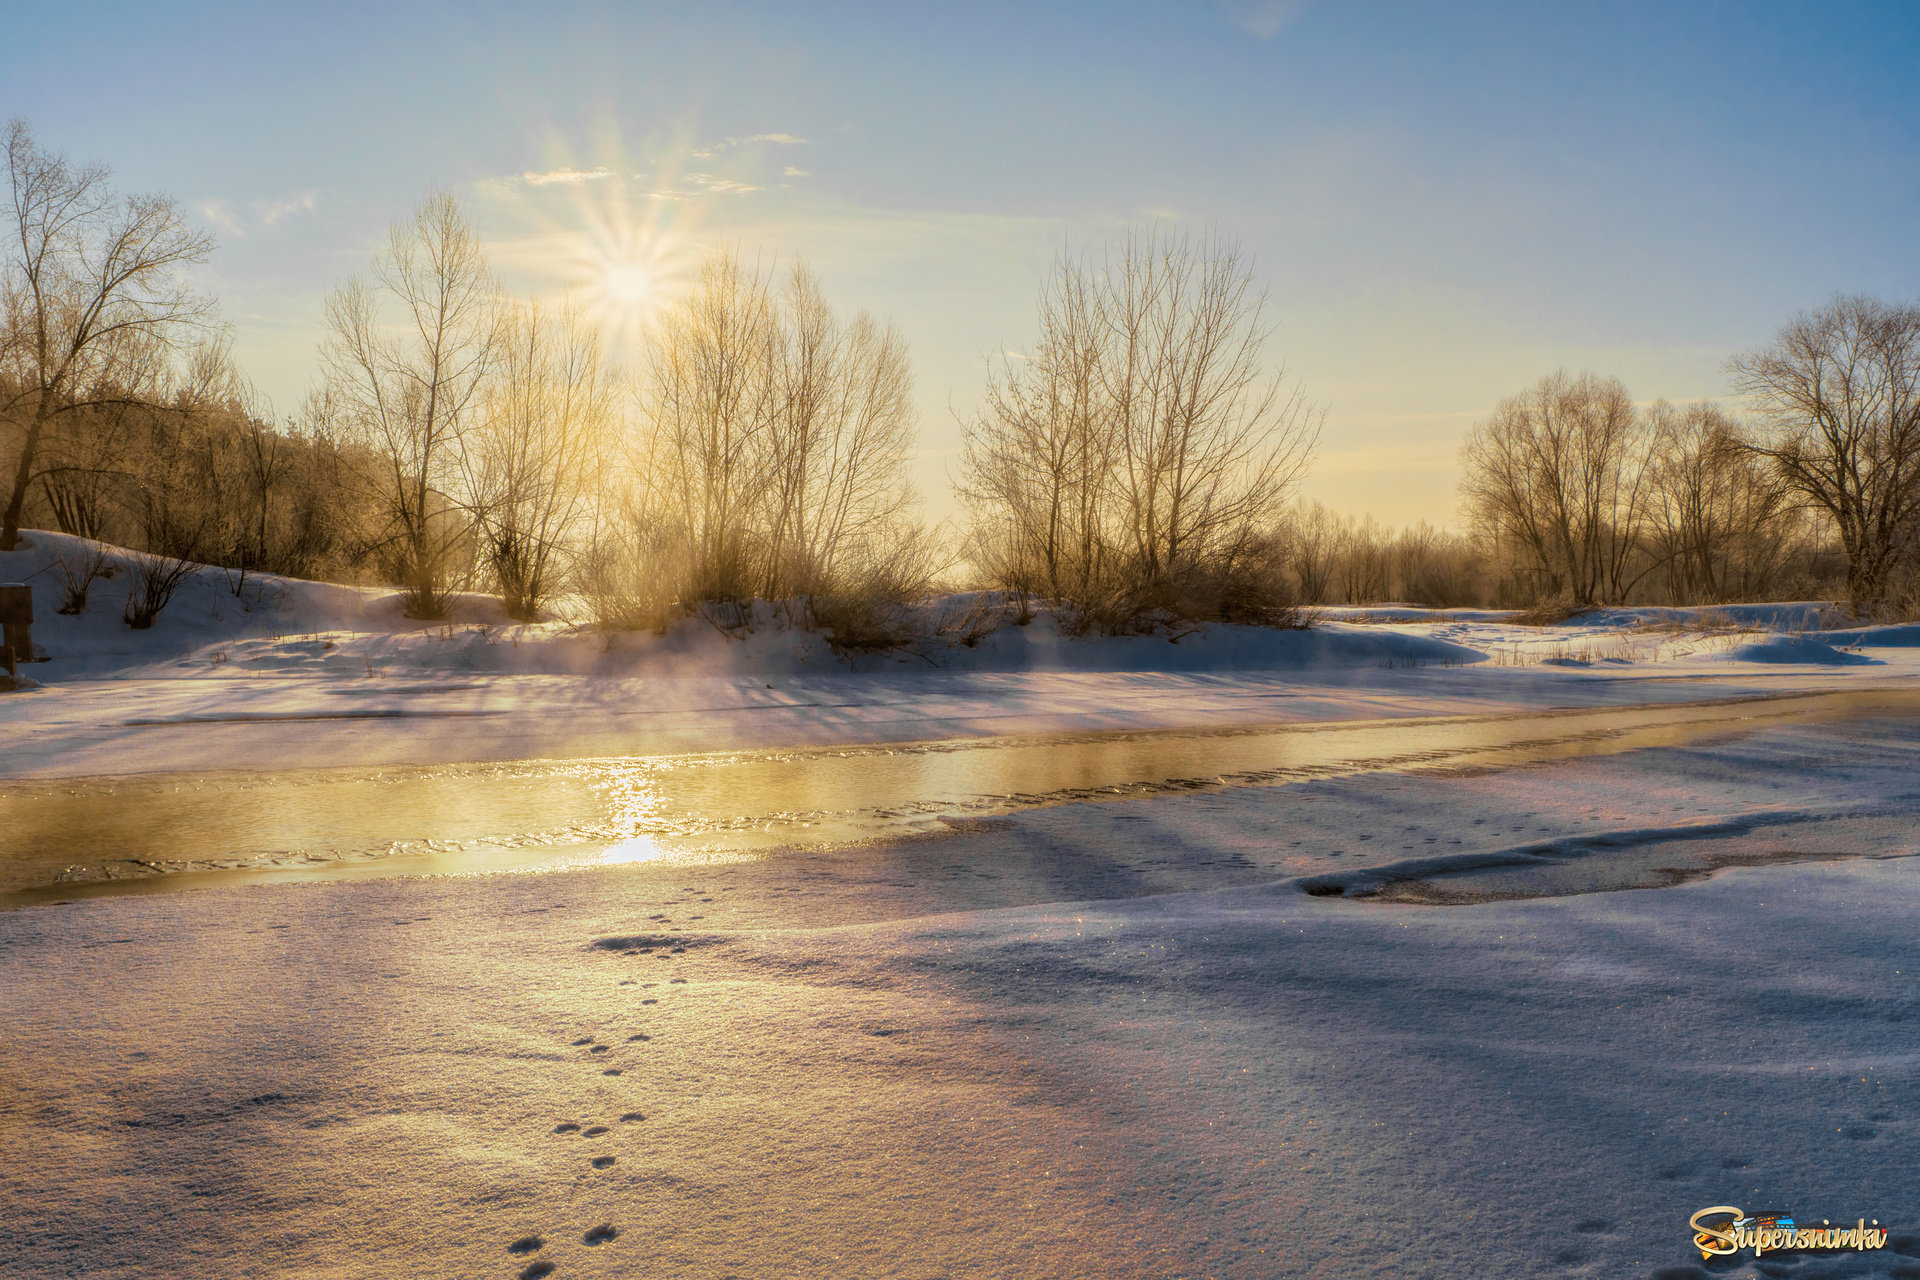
[6,530,1920,780]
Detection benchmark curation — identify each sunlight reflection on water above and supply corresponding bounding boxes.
[7,687,1919,903]
[600,835,669,865]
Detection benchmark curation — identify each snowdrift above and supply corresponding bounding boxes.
[1713,634,1878,666]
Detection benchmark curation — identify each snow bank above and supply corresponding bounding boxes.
[1551,601,1844,631]
[1823,623,1920,649]
[910,615,1486,673]
[0,530,1485,681]
[12,530,1920,789]
[0,530,511,677]
[1714,634,1880,666]
[16,531,1920,688]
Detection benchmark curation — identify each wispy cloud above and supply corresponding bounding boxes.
[257,191,316,225]
[197,191,318,236]
[783,166,809,178]
[1218,0,1314,39]
[689,132,807,159]
[640,172,764,200]
[523,166,617,186]
[198,199,244,237]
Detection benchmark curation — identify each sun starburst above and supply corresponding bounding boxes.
[480,127,727,360]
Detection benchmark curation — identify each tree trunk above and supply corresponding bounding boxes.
[1,407,50,551]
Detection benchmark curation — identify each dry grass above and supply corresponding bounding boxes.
[1626,607,1746,636]
[1506,597,1591,626]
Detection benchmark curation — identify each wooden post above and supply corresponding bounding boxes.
[0,583,32,684]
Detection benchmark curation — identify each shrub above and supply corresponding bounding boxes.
[121,552,197,629]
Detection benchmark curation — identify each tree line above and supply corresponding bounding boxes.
[5,118,1919,638]
[0,123,930,636]
[1461,296,1920,614]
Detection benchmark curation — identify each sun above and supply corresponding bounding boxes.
[601,261,653,307]
[485,126,710,356]
[575,225,680,354]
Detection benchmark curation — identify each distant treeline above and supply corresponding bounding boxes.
[5,119,1918,638]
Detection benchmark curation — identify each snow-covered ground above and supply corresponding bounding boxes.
[7,531,1920,1278]
[5,714,1920,1278]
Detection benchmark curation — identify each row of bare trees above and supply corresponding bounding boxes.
[1462,297,1920,614]
[1281,503,1488,607]
[1,120,927,631]
[1460,373,1832,609]
[309,197,929,626]
[0,120,400,624]
[12,116,1915,635]
[311,192,623,618]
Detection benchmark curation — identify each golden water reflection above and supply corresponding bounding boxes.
[5,687,1918,905]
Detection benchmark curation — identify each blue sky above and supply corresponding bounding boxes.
[10,1,1919,525]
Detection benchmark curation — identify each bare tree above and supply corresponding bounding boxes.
[1102,228,1319,600]
[34,398,139,539]
[1730,296,1920,607]
[229,411,289,590]
[176,342,277,596]
[1335,513,1392,603]
[109,346,246,627]
[1281,499,1340,605]
[1460,370,1654,606]
[760,265,918,599]
[319,191,498,617]
[1389,522,1485,607]
[468,298,611,620]
[621,249,921,615]
[633,249,778,602]
[0,119,215,549]
[960,228,1319,625]
[957,251,1115,606]
[1643,401,1802,603]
